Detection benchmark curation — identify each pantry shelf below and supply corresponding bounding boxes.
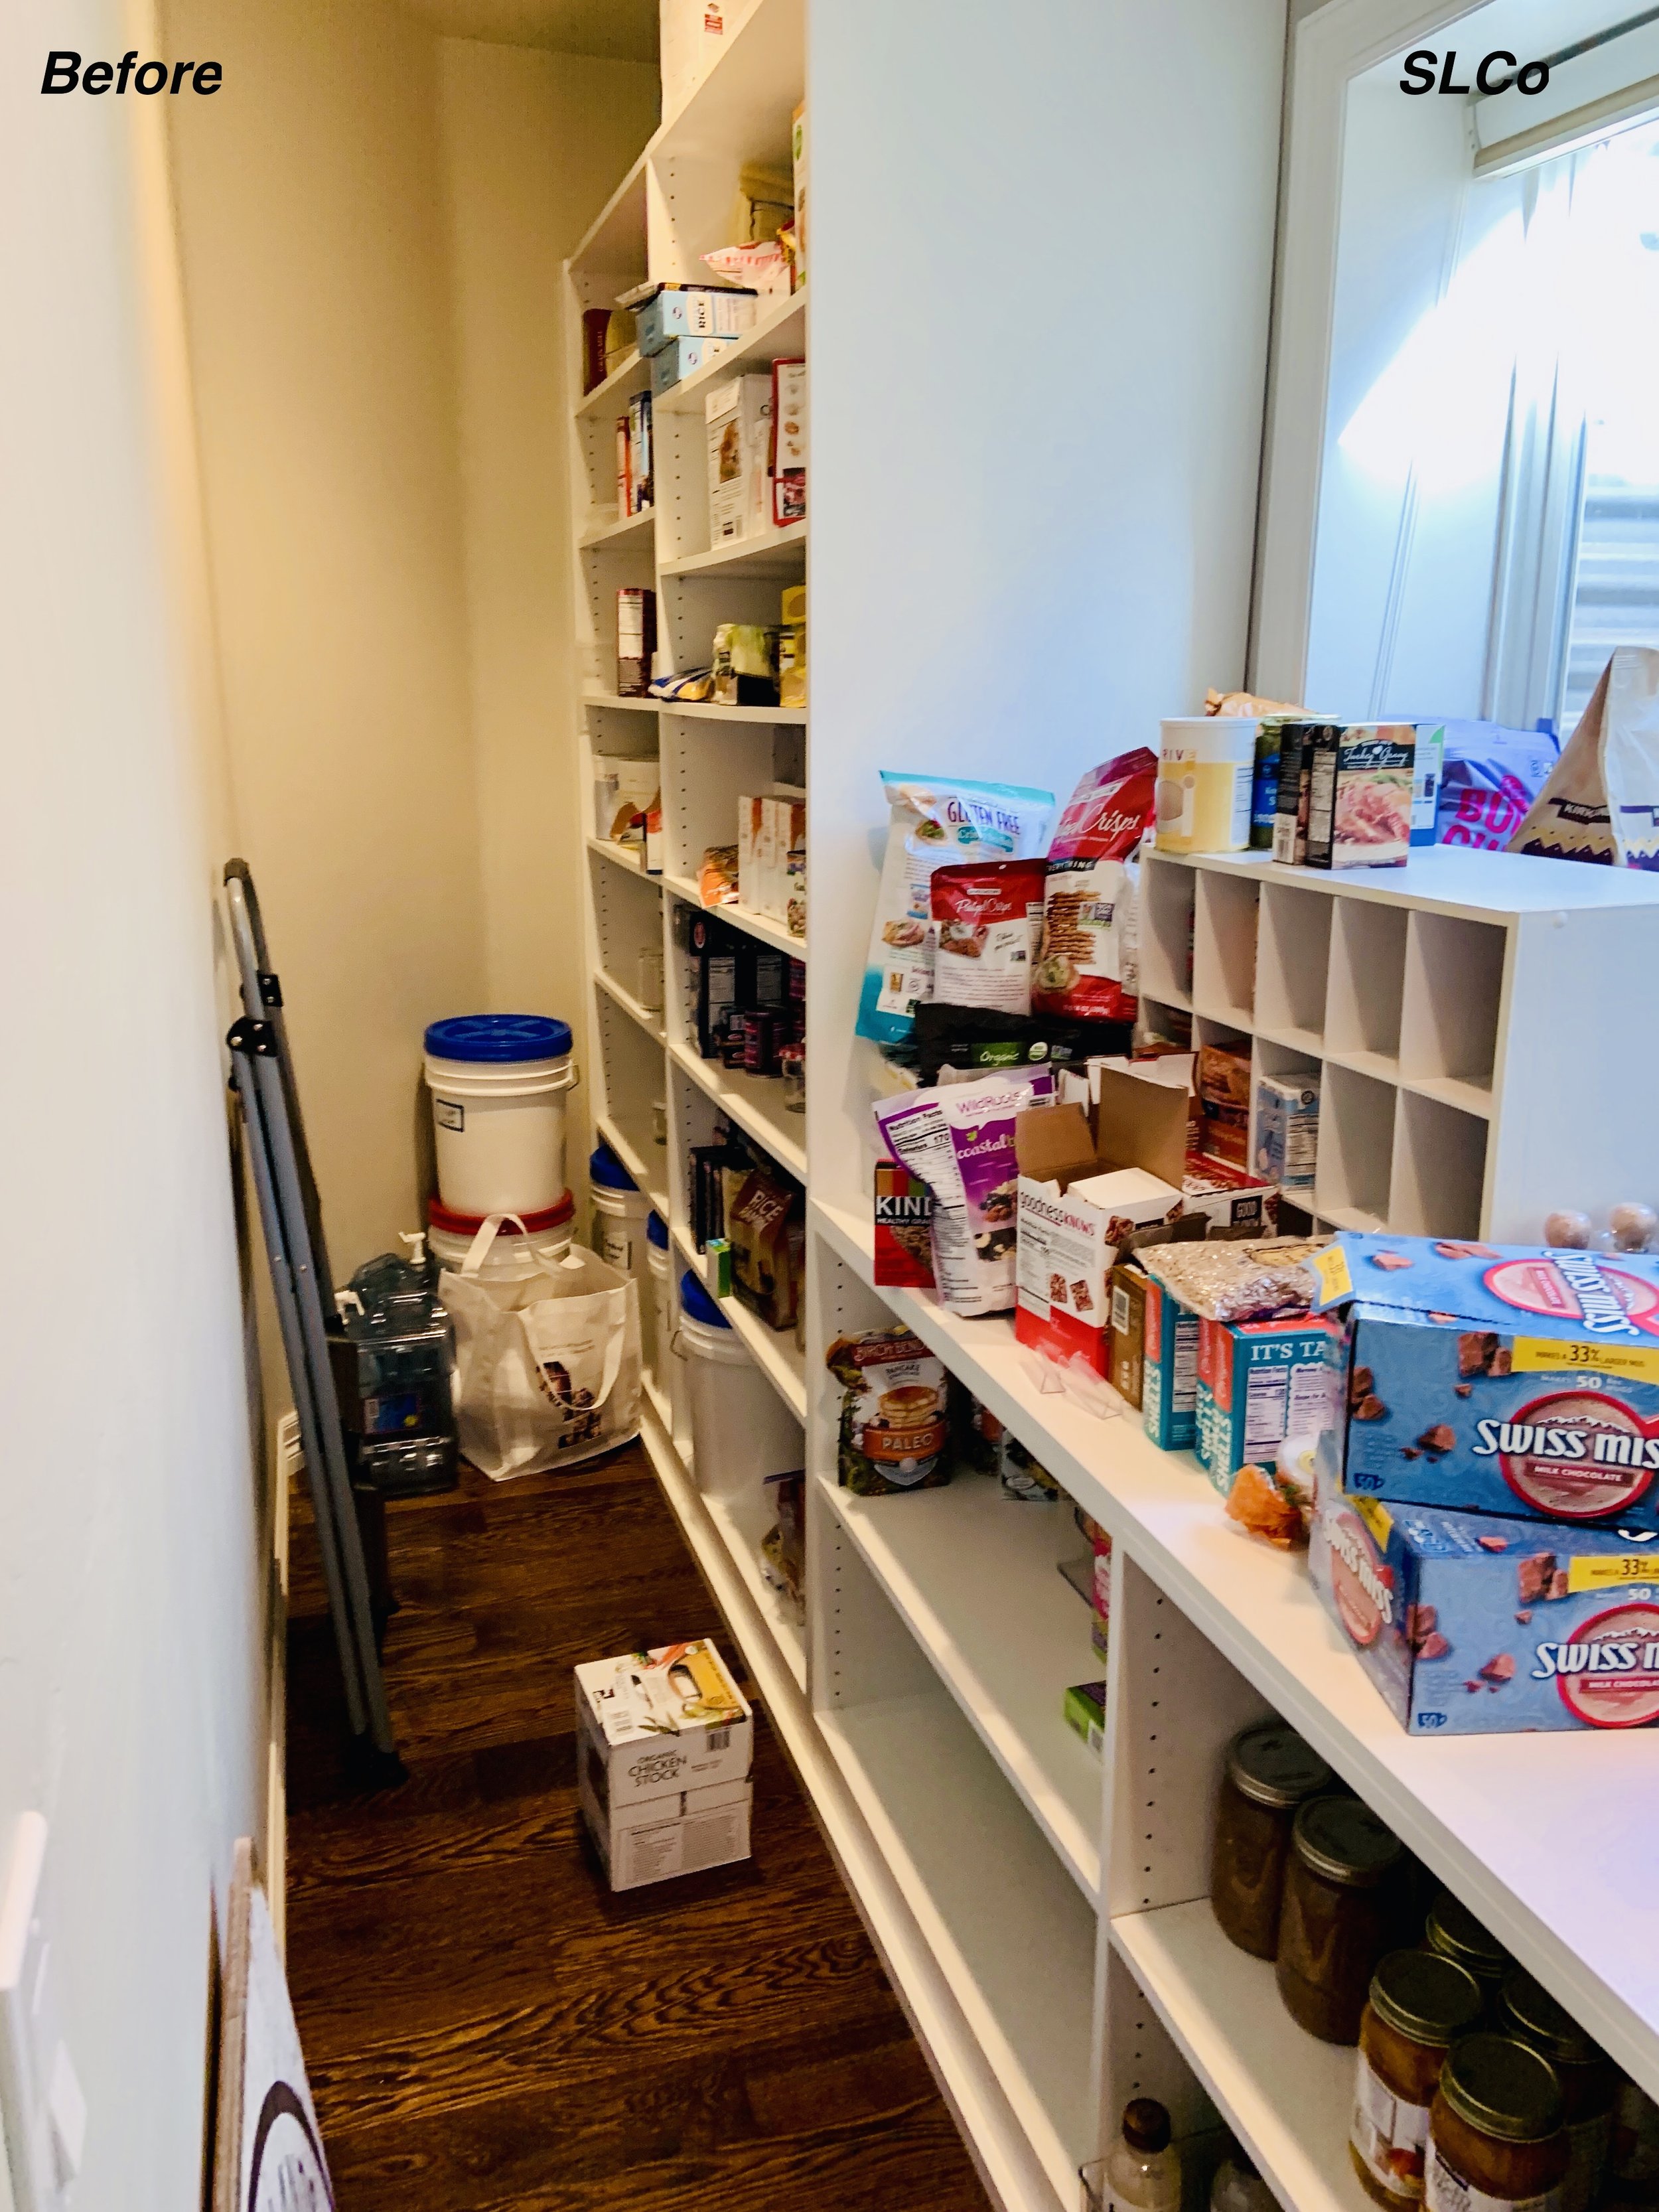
[572,347,649,420]
[1110,1902,1369,2212]
[653,288,807,415]
[819,1689,1098,2207]
[660,519,807,579]
[668,1036,807,1181]
[671,1220,807,1421]
[579,693,660,715]
[585,835,652,878]
[808,1194,1659,2102]
[579,505,656,551]
[663,875,803,958]
[652,0,804,163]
[569,147,648,280]
[822,1471,1104,1903]
[662,700,808,725]
[593,1108,669,1217]
[594,967,665,1043]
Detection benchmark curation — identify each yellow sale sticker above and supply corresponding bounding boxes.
[1312,1246,1352,1303]
[1567,1554,1659,1593]
[1352,1493,1394,1548]
[1512,1336,1659,1384]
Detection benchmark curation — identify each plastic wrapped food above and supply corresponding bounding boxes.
[826,1329,951,1494]
[1225,1459,1311,1550]
[1138,1237,1329,1323]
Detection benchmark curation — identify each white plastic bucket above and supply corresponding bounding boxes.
[424,1015,576,1216]
[675,1276,802,1499]
[591,1182,652,1278]
[646,1218,672,1390]
[427,1194,574,1282]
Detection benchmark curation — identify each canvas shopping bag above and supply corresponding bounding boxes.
[438,1215,641,1479]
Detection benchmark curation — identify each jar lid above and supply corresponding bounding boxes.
[1497,1970,1605,2067]
[1122,2100,1171,2155]
[1440,2033,1565,2143]
[1370,1951,1484,2047]
[1425,1891,1510,1985]
[1291,1794,1402,1887]
[424,1013,571,1062]
[1226,1722,1333,1810]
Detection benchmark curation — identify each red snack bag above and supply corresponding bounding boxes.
[930,858,1048,1016]
[1033,749,1159,1021]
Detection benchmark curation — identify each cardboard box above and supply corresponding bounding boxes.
[575,1640,753,1889]
[772,357,806,526]
[1304,723,1416,870]
[706,372,773,544]
[1108,1262,1148,1408]
[633,282,757,356]
[1195,1313,1345,1489]
[649,332,738,396]
[1255,1070,1320,1190]
[1142,1275,1199,1449]
[1063,1681,1107,1757]
[1310,1481,1659,1735]
[1316,1233,1659,1532]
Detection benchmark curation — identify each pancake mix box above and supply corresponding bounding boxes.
[1310,1485,1659,1735]
[1316,1234,1659,1530]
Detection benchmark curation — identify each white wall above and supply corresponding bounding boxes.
[0,1,267,2200]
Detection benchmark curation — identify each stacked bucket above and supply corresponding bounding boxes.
[423,1015,577,1270]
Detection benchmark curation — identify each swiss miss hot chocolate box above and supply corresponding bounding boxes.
[1313,1233,1659,1530]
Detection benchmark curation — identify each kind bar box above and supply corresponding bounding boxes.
[1315,1234,1659,1531]
[1196,1314,1345,1489]
[575,1640,753,1891]
[1311,1485,1659,1735]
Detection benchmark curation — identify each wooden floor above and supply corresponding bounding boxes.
[285,1445,993,2211]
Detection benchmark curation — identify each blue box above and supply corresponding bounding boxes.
[634,285,755,358]
[1315,1234,1659,1531]
[1195,1313,1344,1489]
[649,333,739,396]
[1310,1481,1659,1735]
[1253,1071,1320,1191]
[1141,1276,1198,1451]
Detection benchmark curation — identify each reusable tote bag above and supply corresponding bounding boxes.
[439,1215,641,1478]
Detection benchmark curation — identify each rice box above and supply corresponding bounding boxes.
[1310,1485,1659,1736]
[575,1640,753,1889]
[1195,1313,1345,1489]
[1317,1234,1659,1531]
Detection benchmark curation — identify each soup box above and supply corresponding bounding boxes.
[575,1640,753,1890]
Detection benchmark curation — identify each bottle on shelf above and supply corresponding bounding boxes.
[1082,2099,1181,2212]
[1211,2140,1277,2212]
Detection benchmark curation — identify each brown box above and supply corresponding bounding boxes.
[1108,1262,1148,1408]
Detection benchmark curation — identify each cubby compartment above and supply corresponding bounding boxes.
[593,992,670,1212]
[591,853,666,1035]
[1324,896,1407,1078]
[1390,1090,1489,1240]
[1399,911,1507,1108]
[659,711,796,890]
[1192,869,1260,1027]
[1254,881,1333,1051]
[1140,853,1196,1009]
[1250,1035,1322,1205]
[1313,1061,1396,1230]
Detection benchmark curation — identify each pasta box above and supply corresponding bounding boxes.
[1315,1234,1659,1531]
[1310,1484,1659,1735]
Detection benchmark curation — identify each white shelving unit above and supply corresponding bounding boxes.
[561,8,1659,2212]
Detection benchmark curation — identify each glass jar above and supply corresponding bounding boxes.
[1425,1891,1512,2010]
[1210,1721,1333,1958]
[1496,1971,1617,2212]
[1276,1795,1404,2043]
[1427,2034,1567,2212]
[1351,1951,1485,2209]
[779,1043,806,1112]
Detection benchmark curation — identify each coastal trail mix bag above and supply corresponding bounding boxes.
[1508,646,1659,868]
[1033,748,1159,1020]
[857,773,1054,1046]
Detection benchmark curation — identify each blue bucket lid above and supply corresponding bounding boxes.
[425,1013,571,1063]
[679,1270,729,1328]
[646,1212,669,1249]
[589,1144,638,1193]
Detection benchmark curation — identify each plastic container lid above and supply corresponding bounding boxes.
[423,1013,572,1063]
[589,1144,639,1193]
[646,1212,670,1249]
[427,1193,573,1236]
[678,1270,729,1329]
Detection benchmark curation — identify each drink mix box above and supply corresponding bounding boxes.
[1312,1234,1659,1530]
[1311,1480,1659,1735]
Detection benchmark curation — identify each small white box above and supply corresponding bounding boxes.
[575,1640,753,1889]
[705,373,773,544]
[583,1775,753,1892]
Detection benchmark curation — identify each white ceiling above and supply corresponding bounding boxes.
[398,0,658,62]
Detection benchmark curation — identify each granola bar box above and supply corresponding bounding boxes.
[1314,1233,1659,1531]
[1310,1486,1659,1735]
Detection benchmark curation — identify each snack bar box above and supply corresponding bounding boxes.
[1311,1483,1659,1735]
[1195,1312,1345,1489]
[575,1639,753,1891]
[1313,1233,1659,1532]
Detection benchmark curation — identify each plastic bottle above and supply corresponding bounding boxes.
[1211,2140,1277,2212]
[1086,2099,1181,2212]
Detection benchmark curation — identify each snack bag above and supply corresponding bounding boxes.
[930,858,1048,1016]
[1429,720,1557,849]
[826,1329,951,1494]
[858,774,1054,1045]
[1509,647,1659,867]
[1033,749,1159,1020]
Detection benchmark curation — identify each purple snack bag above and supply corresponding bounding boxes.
[874,1070,1055,1316]
[1431,721,1559,851]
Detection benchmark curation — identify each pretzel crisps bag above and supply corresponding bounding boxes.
[930,857,1048,1015]
[1033,749,1159,1020]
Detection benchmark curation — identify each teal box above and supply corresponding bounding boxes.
[1196,1313,1346,1492]
[648,333,738,396]
[1141,1277,1199,1451]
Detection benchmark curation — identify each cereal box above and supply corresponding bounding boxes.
[1310,1486,1659,1735]
[1195,1313,1345,1489]
[1316,1234,1659,1531]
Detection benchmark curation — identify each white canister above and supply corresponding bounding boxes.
[645,1212,672,1394]
[427,1193,574,1281]
[423,1015,577,1216]
[1156,717,1256,855]
[674,1271,802,1498]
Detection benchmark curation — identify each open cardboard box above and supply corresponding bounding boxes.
[1013,1064,1277,1376]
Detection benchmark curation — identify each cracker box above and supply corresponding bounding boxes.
[1310,1485,1659,1735]
[1142,1276,1199,1449]
[1195,1314,1346,1490]
[1316,1234,1659,1531]
[575,1640,753,1890]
